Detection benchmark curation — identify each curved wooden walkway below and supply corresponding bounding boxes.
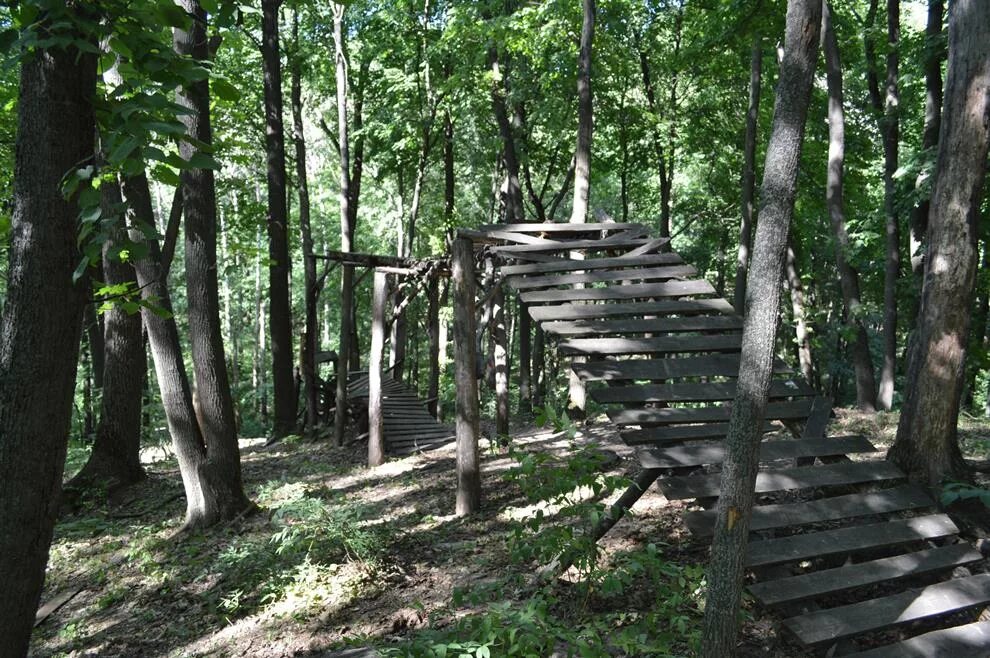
[467,221,990,656]
[348,372,454,455]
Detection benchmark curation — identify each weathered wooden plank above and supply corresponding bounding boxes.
[746,513,958,569]
[658,460,904,500]
[573,354,792,382]
[509,265,698,290]
[851,620,990,658]
[683,484,934,537]
[621,237,670,257]
[529,298,736,322]
[749,544,983,607]
[609,399,814,426]
[639,435,877,469]
[593,379,815,403]
[474,222,646,234]
[783,573,990,647]
[520,279,715,304]
[621,422,778,445]
[501,253,684,276]
[561,334,742,357]
[457,228,560,245]
[493,236,663,255]
[542,315,745,337]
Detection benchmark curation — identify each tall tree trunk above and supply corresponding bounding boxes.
[290,10,319,431]
[785,238,814,382]
[569,0,595,223]
[909,0,945,275]
[823,1,877,411]
[733,37,762,313]
[888,0,989,485]
[865,0,901,411]
[85,298,105,392]
[261,0,295,436]
[443,108,455,242]
[700,0,821,653]
[489,51,524,223]
[966,230,988,409]
[175,0,251,514]
[332,3,355,446]
[0,27,96,652]
[518,297,532,414]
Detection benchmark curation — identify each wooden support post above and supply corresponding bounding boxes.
[427,275,441,419]
[493,283,509,438]
[452,237,481,515]
[518,296,532,414]
[368,270,388,467]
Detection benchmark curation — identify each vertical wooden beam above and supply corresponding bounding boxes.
[452,237,481,515]
[493,283,509,437]
[368,270,388,467]
[427,275,441,419]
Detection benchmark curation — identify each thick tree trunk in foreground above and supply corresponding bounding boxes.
[175,0,250,515]
[452,238,481,515]
[700,0,821,653]
[733,37,762,313]
[261,0,295,437]
[888,0,989,486]
[0,32,96,654]
[569,0,595,223]
[823,1,877,411]
[333,4,355,446]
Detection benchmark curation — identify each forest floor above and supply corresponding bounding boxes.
[30,408,990,658]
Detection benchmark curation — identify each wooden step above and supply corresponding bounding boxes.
[560,334,742,356]
[639,435,877,469]
[683,484,935,536]
[501,253,684,277]
[851,620,990,657]
[520,280,715,305]
[529,298,735,322]
[621,422,778,445]
[593,379,815,403]
[749,544,983,607]
[475,222,646,235]
[608,399,814,426]
[541,316,745,337]
[658,460,904,500]
[573,354,792,382]
[493,236,663,255]
[783,573,990,647]
[746,513,958,568]
[509,265,698,290]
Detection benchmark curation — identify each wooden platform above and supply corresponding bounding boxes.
[463,222,990,656]
[348,373,454,455]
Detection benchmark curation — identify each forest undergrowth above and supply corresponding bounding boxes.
[31,409,990,658]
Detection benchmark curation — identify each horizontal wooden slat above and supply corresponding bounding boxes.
[529,298,735,321]
[851,620,990,657]
[501,253,684,277]
[521,280,715,304]
[573,354,792,382]
[561,334,742,357]
[621,422,778,445]
[749,544,982,607]
[474,222,646,234]
[658,460,904,500]
[639,435,876,469]
[784,573,990,646]
[683,484,934,536]
[493,236,664,255]
[458,229,560,245]
[609,400,814,426]
[542,316,745,337]
[593,379,815,403]
[509,265,698,290]
[746,513,957,569]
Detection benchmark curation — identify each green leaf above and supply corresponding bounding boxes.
[187,152,221,170]
[212,77,240,102]
[108,136,141,164]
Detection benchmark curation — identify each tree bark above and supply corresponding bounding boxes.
[452,238,481,515]
[785,238,814,383]
[493,285,509,437]
[427,276,441,418]
[888,0,989,486]
[0,29,96,652]
[569,0,595,223]
[518,297,532,414]
[823,1,877,411]
[489,51,524,223]
[733,37,762,314]
[443,108,455,243]
[700,0,821,653]
[368,271,388,466]
[261,0,295,437]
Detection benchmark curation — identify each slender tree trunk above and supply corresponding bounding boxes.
[368,271,387,466]
[966,231,988,409]
[823,1,877,411]
[518,297,532,414]
[0,28,96,652]
[427,276,441,418]
[569,0,595,223]
[489,51,524,223]
[785,238,814,382]
[85,298,105,392]
[443,108,455,242]
[452,238,481,515]
[261,0,295,436]
[888,0,989,485]
[734,37,762,314]
[909,0,945,275]
[493,285,509,437]
[701,0,821,653]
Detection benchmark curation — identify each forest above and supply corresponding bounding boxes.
[0,0,988,656]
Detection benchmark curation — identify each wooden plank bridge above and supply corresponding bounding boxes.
[464,221,990,656]
[348,372,454,456]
